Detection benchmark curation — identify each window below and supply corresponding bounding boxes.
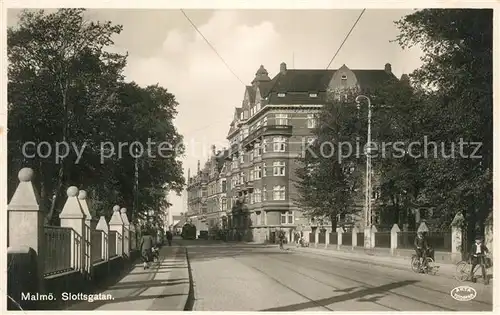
[273,137,286,152]
[254,166,262,179]
[256,102,261,111]
[263,187,267,201]
[256,212,262,225]
[250,150,254,161]
[222,179,227,192]
[240,172,245,184]
[262,116,268,126]
[307,114,317,128]
[249,169,254,181]
[256,121,262,129]
[240,112,244,120]
[239,133,243,142]
[341,74,347,80]
[262,139,268,153]
[309,93,318,98]
[221,198,227,211]
[250,192,254,204]
[250,106,255,116]
[254,189,262,203]
[281,211,294,224]
[276,114,288,125]
[240,154,244,164]
[273,161,286,176]
[273,185,286,200]
[263,163,268,177]
[254,143,260,157]
[243,128,249,138]
[278,92,286,98]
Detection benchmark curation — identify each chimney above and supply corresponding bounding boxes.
[384,63,392,74]
[400,74,410,85]
[187,168,191,180]
[280,62,287,74]
[197,160,200,174]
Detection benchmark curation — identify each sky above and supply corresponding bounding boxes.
[7,9,424,216]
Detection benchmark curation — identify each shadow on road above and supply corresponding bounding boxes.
[260,280,418,311]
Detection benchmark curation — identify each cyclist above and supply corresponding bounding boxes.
[278,229,286,250]
[414,231,430,272]
[469,235,489,284]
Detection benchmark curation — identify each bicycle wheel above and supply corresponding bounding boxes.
[455,261,470,281]
[411,256,420,273]
[425,257,435,275]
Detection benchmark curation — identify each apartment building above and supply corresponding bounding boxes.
[186,146,229,237]
[222,62,397,243]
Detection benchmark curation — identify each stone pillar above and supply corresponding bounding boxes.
[337,227,344,250]
[363,226,371,248]
[108,205,124,256]
[95,216,109,261]
[59,186,86,272]
[314,228,319,248]
[352,227,358,248]
[7,168,45,292]
[120,208,130,257]
[417,221,429,234]
[78,190,92,275]
[390,223,400,255]
[370,225,377,248]
[451,212,464,262]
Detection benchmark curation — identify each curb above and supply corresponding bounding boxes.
[183,247,195,311]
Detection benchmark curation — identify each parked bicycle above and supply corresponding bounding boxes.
[455,255,492,282]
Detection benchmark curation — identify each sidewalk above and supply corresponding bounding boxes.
[67,245,190,311]
[287,245,461,279]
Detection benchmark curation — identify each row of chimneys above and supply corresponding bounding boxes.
[187,145,227,180]
[278,61,393,74]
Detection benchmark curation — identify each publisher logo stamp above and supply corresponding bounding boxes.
[451,286,477,301]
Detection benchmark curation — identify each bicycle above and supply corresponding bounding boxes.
[455,255,492,282]
[411,253,437,275]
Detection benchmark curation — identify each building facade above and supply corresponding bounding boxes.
[188,61,398,242]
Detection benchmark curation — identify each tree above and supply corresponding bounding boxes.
[8,9,185,225]
[395,9,493,240]
[294,89,364,231]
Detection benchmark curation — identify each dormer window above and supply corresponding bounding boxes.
[240,112,244,120]
[341,74,347,80]
[277,92,286,98]
[309,93,318,98]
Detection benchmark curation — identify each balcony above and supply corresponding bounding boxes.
[242,125,293,148]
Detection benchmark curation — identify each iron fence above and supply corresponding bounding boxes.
[109,231,117,257]
[309,232,316,244]
[427,232,452,251]
[43,226,72,276]
[375,232,391,248]
[357,232,364,247]
[397,231,417,249]
[343,233,352,246]
[318,231,326,244]
[91,230,103,263]
[329,232,337,245]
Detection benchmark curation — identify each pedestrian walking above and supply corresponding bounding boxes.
[166,229,173,246]
[140,227,155,269]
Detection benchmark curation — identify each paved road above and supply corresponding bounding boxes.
[185,240,493,311]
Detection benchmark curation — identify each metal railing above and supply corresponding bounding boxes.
[356,233,364,247]
[427,231,452,251]
[375,232,391,248]
[397,231,417,249]
[343,233,352,246]
[43,226,73,276]
[318,231,326,244]
[91,230,103,263]
[329,232,337,245]
[109,231,117,257]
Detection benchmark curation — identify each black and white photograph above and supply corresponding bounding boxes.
[3,2,496,312]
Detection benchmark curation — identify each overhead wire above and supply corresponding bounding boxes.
[180,9,246,86]
[325,9,366,69]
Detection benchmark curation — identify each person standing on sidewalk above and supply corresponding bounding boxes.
[140,227,155,269]
[469,235,490,284]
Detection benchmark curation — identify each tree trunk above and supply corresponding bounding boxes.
[330,214,338,231]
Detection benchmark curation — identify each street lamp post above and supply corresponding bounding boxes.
[355,95,372,229]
